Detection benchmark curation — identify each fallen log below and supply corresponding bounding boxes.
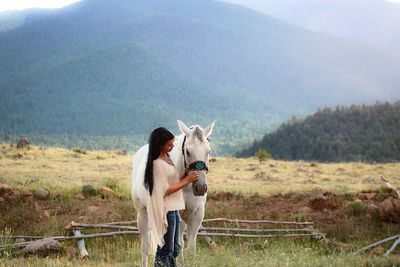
[78,218,315,226]
[73,230,89,260]
[385,236,400,256]
[66,222,314,234]
[196,232,318,238]
[380,176,400,198]
[0,235,46,240]
[20,238,61,256]
[66,221,136,231]
[200,227,314,233]
[0,231,140,251]
[354,234,400,254]
[202,218,314,225]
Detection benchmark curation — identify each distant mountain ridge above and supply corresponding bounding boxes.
[223,0,400,53]
[1,0,400,154]
[236,101,400,163]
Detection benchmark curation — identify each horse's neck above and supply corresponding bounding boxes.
[170,134,186,178]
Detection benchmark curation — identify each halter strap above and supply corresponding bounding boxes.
[182,135,187,175]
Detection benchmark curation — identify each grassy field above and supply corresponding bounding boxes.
[1,144,400,266]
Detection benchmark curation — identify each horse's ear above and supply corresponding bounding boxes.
[177,120,191,136]
[204,121,215,137]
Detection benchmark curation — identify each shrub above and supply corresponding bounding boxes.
[345,201,365,216]
[255,149,271,162]
[254,171,266,179]
[72,148,87,154]
[82,184,97,197]
[292,212,306,222]
[104,177,120,190]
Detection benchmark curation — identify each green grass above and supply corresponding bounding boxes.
[1,237,400,266]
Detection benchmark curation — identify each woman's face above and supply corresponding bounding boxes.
[161,139,174,154]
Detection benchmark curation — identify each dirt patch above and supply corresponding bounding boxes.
[308,197,342,211]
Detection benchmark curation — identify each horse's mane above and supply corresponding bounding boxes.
[190,125,204,143]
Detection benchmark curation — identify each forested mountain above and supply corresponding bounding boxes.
[1,0,400,154]
[236,102,400,163]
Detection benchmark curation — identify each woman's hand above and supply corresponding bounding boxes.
[185,171,199,183]
[165,171,200,196]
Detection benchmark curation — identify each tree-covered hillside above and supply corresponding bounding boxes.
[236,102,400,163]
[1,0,400,154]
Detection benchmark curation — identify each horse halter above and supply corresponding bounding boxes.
[182,135,209,174]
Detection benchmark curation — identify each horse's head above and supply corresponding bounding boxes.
[178,120,215,196]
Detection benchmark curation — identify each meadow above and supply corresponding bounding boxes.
[1,143,400,266]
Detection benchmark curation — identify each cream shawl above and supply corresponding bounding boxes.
[147,159,171,254]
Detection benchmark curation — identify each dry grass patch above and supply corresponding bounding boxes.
[2,144,399,197]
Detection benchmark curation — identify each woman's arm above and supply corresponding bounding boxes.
[165,171,199,196]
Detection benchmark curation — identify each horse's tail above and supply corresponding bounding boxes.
[132,144,149,204]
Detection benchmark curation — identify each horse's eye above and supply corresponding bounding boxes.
[186,150,191,156]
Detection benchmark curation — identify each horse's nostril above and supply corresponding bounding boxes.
[204,185,208,192]
[196,184,201,192]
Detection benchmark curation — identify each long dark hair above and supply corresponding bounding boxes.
[144,127,174,195]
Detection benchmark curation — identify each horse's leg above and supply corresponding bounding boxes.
[185,206,204,252]
[179,218,187,262]
[137,206,150,267]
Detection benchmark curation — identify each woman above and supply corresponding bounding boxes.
[144,127,199,267]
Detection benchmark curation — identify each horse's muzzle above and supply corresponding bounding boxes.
[192,171,208,196]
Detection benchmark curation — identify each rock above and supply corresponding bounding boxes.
[20,189,33,202]
[367,203,379,213]
[367,204,380,219]
[75,193,86,200]
[16,137,30,149]
[205,236,217,248]
[210,158,217,162]
[0,183,13,196]
[82,184,97,197]
[378,197,400,222]
[308,197,340,211]
[303,247,313,253]
[13,153,23,159]
[0,197,4,202]
[312,187,331,198]
[21,238,61,256]
[12,190,21,198]
[362,177,375,184]
[114,149,127,156]
[44,210,51,218]
[66,245,76,255]
[333,241,354,252]
[99,186,113,196]
[357,193,377,201]
[20,189,33,197]
[87,205,99,214]
[4,193,17,201]
[300,206,313,213]
[371,246,386,255]
[34,188,49,200]
[15,238,25,243]
[34,201,43,213]
[79,216,89,222]
[49,190,61,199]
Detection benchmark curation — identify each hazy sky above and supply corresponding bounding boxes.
[0,0,81,12]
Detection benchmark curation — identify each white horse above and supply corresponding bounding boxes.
[132,120,215,267]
